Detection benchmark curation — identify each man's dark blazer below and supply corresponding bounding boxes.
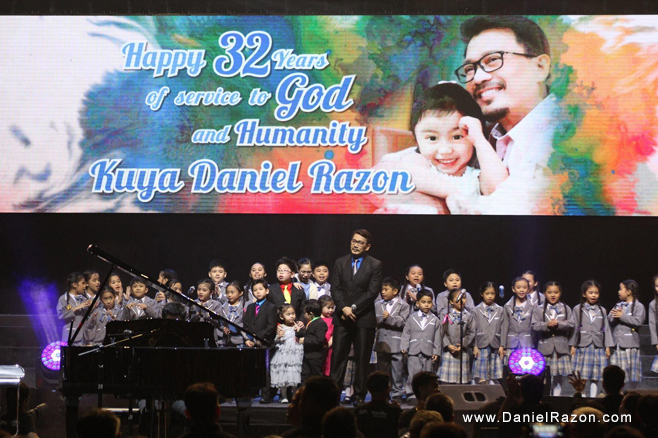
[267,281,307,320]
[331,253,383,329]
[243,300,277,345]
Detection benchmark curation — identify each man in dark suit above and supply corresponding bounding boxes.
[330,229,383,405]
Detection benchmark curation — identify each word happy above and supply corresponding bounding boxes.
[88,159,414,202]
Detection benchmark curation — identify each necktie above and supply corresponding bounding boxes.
[352,259,359,275]
[486,306,494,314]
[229,305,238,320]
[585,304,593,311]
[283,284,291,303]
[75,295,84,303]
[255,304,261,315]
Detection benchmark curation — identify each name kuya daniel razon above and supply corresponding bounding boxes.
[88,159,415,202]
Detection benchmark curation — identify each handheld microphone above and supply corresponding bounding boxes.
[456,289,466,302]
[499,285,505,298]
[187,286,196,296]
[416,284,422,292]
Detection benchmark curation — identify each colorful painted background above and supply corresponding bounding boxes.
[2,15,658,214]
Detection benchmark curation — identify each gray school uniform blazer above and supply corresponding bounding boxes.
[531,303,574,355]
[500,299,536,349]
[435,290,475,317]
[57,293,89,344]
[219,301,246,345]
[123,296,156,321]
[442,309,476,349]
[569,304,614,348]
[144,299,166,318]
[374,297,411,354]
[473,302,503,349]
[528,291,545,307]
[607,301,646,349]
[82,306,125,345]
[649,299,658,346]
[400,311,442,357]
[212,281,229,305]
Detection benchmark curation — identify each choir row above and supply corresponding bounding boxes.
[57,264,658,399]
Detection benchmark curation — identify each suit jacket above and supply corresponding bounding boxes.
[435,290,475,317]
[57,293,89,344]
[472,302,504,349]
[650,299,658,346]
[500,298,536,349]
[442,309,476,349]
[608,301,646,349]
[374,298,410,354]
[400,311,441,356]
[298,318,328,360]
[219,301,246,346]
[569,304,614,348]
[268,281,307,320]
[144,299,165,319]
[529,291,545,307]
[243,300,277,346]
[331,253,383,329]
[122,296,156,321]
[531,302,574,355]
[82,306,124,345]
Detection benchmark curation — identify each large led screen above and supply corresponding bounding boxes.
[2,15,657,214]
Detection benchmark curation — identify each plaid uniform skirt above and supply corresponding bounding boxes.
[651,355,658,373]
[438,351,471,383]
[546,351,572,376]
[572,344,607,381]
[610,347,642,382]
[473,347,503,380]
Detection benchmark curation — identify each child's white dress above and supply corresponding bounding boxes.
[270,325,303,387]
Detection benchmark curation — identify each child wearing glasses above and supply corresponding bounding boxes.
[267,256,308,322]
[374,82,507,214]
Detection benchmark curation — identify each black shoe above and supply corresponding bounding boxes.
[341,396,352,405]
[259,397,272,404]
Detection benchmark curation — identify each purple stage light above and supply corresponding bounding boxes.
[508,348,546,376]
[41,341,66,371]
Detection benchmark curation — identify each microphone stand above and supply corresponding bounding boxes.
[455,288,466,385]
[459,303,464,385]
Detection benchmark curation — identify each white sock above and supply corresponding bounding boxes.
[553,382,562,396]
[589,382,598,398]
[488,380,497,385]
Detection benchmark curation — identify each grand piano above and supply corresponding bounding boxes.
[60,246,267,438]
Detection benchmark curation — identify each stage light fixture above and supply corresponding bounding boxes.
[41,341,66,371]
[508,348,546,376]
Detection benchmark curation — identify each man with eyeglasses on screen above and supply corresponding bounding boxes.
[330,229,382,406]
[444,16,561,214]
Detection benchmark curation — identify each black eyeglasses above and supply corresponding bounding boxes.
[454,51,537,84]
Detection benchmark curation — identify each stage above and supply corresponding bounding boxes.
[3,314,658,437]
